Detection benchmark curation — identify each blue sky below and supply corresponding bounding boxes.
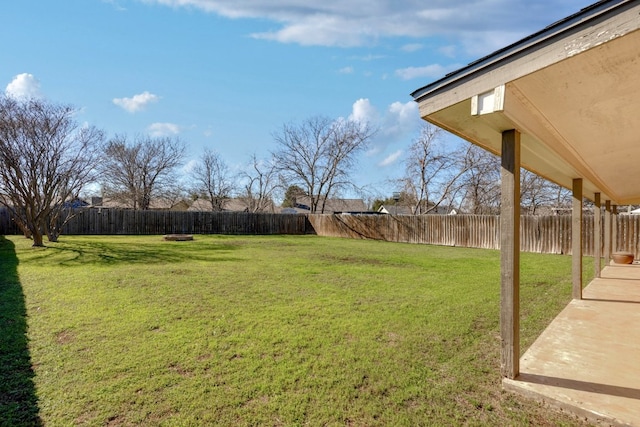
[2,0,594,201]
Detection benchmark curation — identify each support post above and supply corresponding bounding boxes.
[500,129,520,379]
[604,200,611,265]
[572,179,583,299]
[612,205,618,254]
[594,193,601,278]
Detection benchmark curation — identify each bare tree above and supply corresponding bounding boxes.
[190,149,234,211]
[400,124,468,214]
[550,182,572,211]
[272,116,374,213]
[458,144,501,214]
[100,135,185,210]
[0,96,103,246]
[520,169,571,215]
[455,145,572,215]
[239,154,278,212]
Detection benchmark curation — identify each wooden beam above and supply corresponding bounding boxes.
[604,200,611,265]
[594,193,601,278]
[500,129,520,379]
[572,178,583,299]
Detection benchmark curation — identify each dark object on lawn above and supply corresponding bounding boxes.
[163,234,194,241]
[612,252,634,264]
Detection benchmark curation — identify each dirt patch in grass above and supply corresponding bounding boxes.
[55,329,75,345]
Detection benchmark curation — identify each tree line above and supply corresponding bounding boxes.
[0,97,374,245]
[376,125,573,216]
[1,96,577,247]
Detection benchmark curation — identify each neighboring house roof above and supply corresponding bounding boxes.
[187,198,276,212]
[187,199,213,211]
[378,204,458,215]
[149,198,191,211]
[90,197,191,211]
[222,198,251,212]
[62,198,90,208]
[378,205,414,215]
[294,196,368,213]
[280,207,303,214]
[89,197,131,209]
[187,198,239,212]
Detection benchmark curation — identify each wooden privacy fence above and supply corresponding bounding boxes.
[66,209,312,235]
[0,207,13,235]
[309,214,501,248]
[307,214,640,257]
[0,208,312,236]
[1,208,639,257]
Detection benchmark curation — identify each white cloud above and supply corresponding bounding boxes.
[5,73,42,99]
[138,0,586,53]
[349,54,386,62]
[183,159,198,174]
[148,122,180,137]
[252,16,368,47]
[395,64,458,81]
[113,91,159,113]
[349,99,421,139]
[348,99,421,159]
[102,0,127,11]
[349,98,379,125]
[459,30,524,56]
[401,43,423,53]
[338,66,354,74]
[379,150,403,167]
[381,101,421,145]
[438,45,457,58]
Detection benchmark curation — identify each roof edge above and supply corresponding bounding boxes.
[410,0,629,101]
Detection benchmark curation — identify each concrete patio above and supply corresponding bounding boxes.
[504,262,640,426]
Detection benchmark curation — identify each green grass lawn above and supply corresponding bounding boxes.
[1,234,593,426]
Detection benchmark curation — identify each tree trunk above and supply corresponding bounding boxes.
[46,229,59,243]
[44,218,60,243]
[14,217,32,239]
[31,229,45,247]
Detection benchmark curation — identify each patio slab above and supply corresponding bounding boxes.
[504,263,640,426]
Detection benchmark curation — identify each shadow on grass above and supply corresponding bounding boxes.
[24,237,244,266]
[0,236,42,426]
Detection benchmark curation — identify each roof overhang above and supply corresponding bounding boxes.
[412,0,640,204]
